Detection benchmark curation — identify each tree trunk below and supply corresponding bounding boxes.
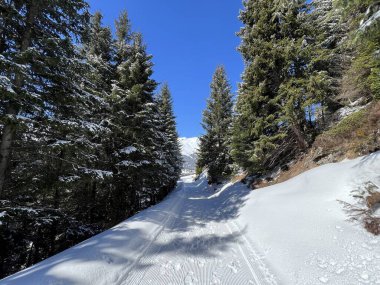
[0,2,38,197]
[90,181,97,223]
[0,106,16,198]
[291,124,308,150]
[53,150,65,209]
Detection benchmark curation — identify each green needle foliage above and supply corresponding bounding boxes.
[197,66,234,184]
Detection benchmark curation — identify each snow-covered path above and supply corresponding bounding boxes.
[116,176,276,285]
[1,175,277,285]
[2,153,380,285]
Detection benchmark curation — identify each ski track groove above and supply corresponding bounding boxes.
[227,220,279,285]
[114,182,186,285]
[224,221,263,285]
[117,178,277,285]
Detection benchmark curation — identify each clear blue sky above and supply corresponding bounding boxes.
[87,0,244,138]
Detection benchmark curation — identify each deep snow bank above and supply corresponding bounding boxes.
[237,152,380,284]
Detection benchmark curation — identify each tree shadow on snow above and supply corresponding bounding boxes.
[1,176,252,285]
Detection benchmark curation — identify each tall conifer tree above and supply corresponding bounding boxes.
[232,0,313,173]
[232,0,287,173]
[0,0,89,197]
[157,84,182,191]
[197,66,233,184]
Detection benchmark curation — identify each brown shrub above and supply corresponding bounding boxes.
[366,191,380,209]
[364,217,380,235]
[339,181,380,236]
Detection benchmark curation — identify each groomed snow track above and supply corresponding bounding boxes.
[4,152,379,284]
[1,175,278,285]
[115,176,278,285]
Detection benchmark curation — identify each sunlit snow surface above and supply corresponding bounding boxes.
[1,153,380,285]
[179,137,199,174]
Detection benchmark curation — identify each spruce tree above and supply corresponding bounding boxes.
[306,0,346,128]
[336,0,380,100]
[115,10,132,65]
[231,0,288,173]
[0,0,103,275]
[77,11,115,225]
[0,5,182,277]
[157,83,182,192]
[276,0,312,150]
[0,0,89,197]
[83,12,114,95]
[232,0,314,173]
[197,66,233,184]
[110,28,158,221]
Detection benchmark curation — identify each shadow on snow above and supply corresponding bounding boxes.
[2,175,252,285]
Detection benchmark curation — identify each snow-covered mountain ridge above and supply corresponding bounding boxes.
[1,152,379,285]
[179,137,199,174]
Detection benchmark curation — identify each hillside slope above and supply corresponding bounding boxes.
[1,152,379,285]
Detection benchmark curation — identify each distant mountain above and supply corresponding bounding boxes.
[178,137,199,174]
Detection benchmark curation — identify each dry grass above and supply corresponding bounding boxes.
[230,172,248,184]
[253,101,380,189]
[314,101,380,156]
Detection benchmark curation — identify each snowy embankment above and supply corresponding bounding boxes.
[1,153,380,285]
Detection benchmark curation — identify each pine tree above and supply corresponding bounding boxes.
[232,0,315,173]
[0,0,102,276]
[110,28,159,221]
[306,0,346,128]
[231,0,288,173]
[0,5,182,278]
[336,0,380,100]
[0,0,89,197]
[83,12,114,95]
[157,83,182,192]
[197,66,233,184]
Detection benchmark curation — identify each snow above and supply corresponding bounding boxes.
[116,160,150,167]
[119,146,137,155]
[360,9,380,31]
[179,137,199,157]
[79,169,113,180]
[50,140,71,146]
[0,76,15,94]
[59,176,81,183]
[179,137,199,174]
[337,98,369,120]
[1,153,380,285]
